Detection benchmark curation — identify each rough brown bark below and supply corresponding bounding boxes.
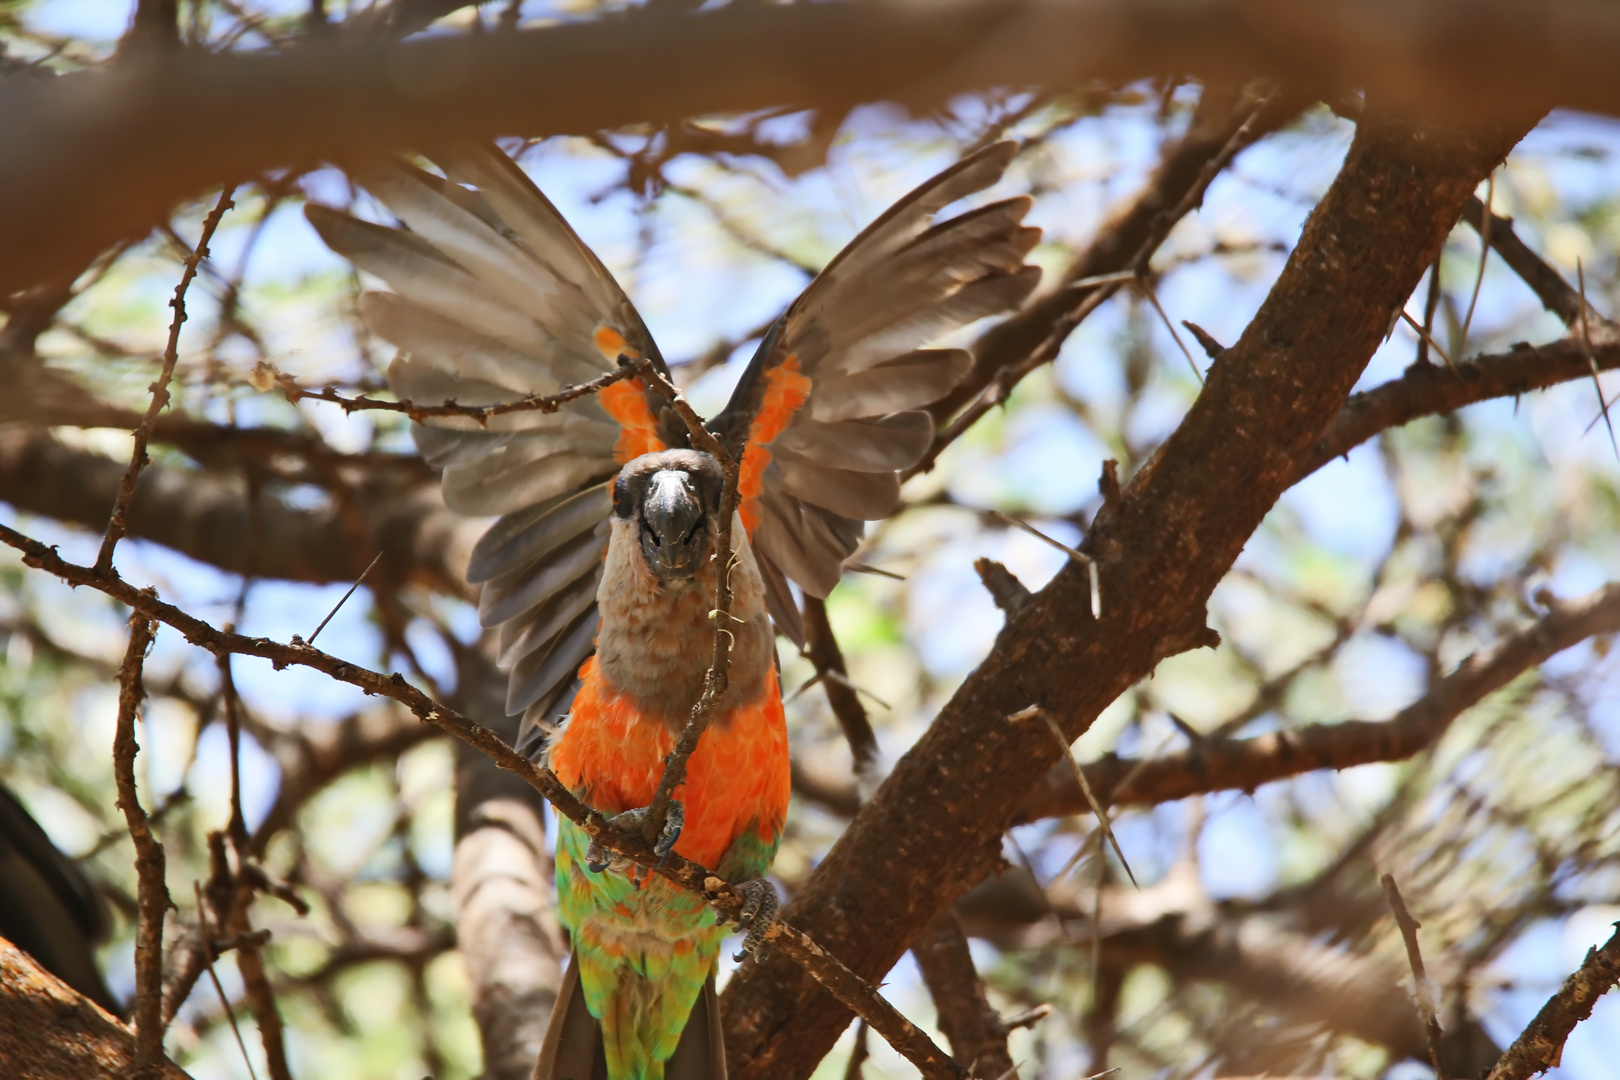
[6,0,1615,296]
[0,939,192,1080]
[720,106,1536,1080]
[1300,330,1620,477]
[1484,925,1620,1080]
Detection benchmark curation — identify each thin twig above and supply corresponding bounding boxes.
[617,356,743,844]
[1459,171,1495,346]
[218,648,249,854]
[98,186,237,574]
[113,608,167,1079]
[305,549,383,645]
[1483,924,1620,1080]
[989,510,1100,618]
[1399,308,1461,377]
[272,364,636,426]
[1381,873,1445,1077]
[0,525,966,1080]
[1575,259,1618,459]
[194,881,261,1080]
[1009,706,1136,887]
[842,1019,870,1080]
[1132,275,1203,384]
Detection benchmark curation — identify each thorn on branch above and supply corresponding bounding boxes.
[1180,320,1226,359]
[1009,705,1137,888]
[1098,459,1122,509]
[974,558,1031,615]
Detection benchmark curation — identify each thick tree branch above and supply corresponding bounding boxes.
[0,428,475,595]
[1016,580,1620,822]
[0,941,191,1080]
[720,105,1535,1080]
[6,0,1615,296]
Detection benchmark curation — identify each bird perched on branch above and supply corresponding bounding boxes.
[308,140,1040,1080]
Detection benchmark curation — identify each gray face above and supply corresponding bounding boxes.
[612,449,725,580]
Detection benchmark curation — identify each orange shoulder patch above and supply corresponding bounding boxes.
[593,326,666,464]
[738,356,812,537]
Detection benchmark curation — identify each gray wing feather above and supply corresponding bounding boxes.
[713,142,1041,626]
[809,348,972,423]
[307,144,659,744]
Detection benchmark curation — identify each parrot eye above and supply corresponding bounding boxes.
[612,473,633,518]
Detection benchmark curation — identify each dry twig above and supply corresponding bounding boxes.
[112,609,167,1079]
[271,365,636,426]
[1381,873,1445,1077]
[97,186,236,575]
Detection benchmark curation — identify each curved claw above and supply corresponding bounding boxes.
[731,879,779,962]
[583,802,684,879]
[653,801,684,868]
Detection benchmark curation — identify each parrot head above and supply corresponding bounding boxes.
[611,448,726,581]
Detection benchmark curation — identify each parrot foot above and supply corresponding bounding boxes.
[584,802,684,878]
[731,879,779,962]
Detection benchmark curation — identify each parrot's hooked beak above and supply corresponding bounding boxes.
[612,448,725,582]
[638,469,708,578]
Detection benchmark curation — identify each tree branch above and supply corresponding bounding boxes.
[1299,329,1620,479]
[7,0,1617,296]
[1461,193,1586,326]
[0,428,474,595]
[0,941,191,1080]
[1016,580,1620,821]
[112,609,166,1078]
[914,907,1016,1078]
[1484,924,1620,1080]
[919,85,1304,471]
[720,104,1535,1080]
[97,186,235,575]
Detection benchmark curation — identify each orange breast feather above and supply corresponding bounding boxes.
[549,658,790,870]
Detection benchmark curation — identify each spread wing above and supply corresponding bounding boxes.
[305,145,683,748]
[711,141,1041,642]
[306,141,1040,755]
